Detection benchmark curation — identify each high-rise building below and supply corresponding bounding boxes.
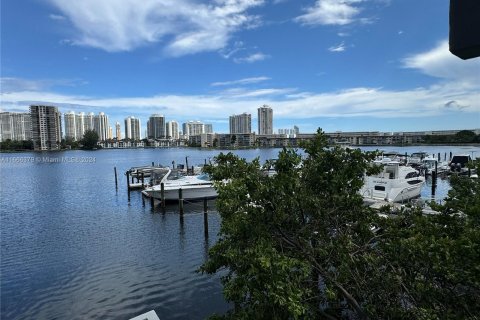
[182,121,204,137]
[64,111,77,140]
[94,112,109,141]
[30,105,62,150]
[0,112,32,142]
[108,126,113,140]
[84,112,95,132]
[76,112,85,140]
[204,123,213,134]
[229,113,251,134]
[147,114,166,139]
[258,105,273,135]
[125,116,141,140]
[166,120,179,139]
[115,122,121,140]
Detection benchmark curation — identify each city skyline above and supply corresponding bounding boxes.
[1,0,479,133]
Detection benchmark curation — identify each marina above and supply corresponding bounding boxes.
[1,145,478,319]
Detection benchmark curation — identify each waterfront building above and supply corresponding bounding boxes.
[204,123,213,134]
[125,116,141,140]
[76,112,85,140]
[84,112,95,132]
[64,111,77,140]
[166,120,179,139]
[94,112,109,141]
[189,133,216,147]
[229,113,251,134]
[30,105,62,150]
[147,114,166,139]
[115,122,121,140]
[258,105,273,135]
[217,133,255,147]
[182,121,204,137]
[0,112,32,142]
[108,126,113,140]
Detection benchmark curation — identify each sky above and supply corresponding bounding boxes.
[1,0,479,134]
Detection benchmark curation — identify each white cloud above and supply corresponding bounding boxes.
[211,76,271,86]
[328,42,346,52]
[234,52,270,63]
[403,40,480,84]
[294,0,363,26]
[45,0,264,55]
[49,14,66,20]
[2,79,478,123]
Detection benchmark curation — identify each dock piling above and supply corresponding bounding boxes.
[179,188,184,215]
[161,183,165,209]
[150,191,154,209]
[126,171,131,189]
[141,172,145,189]
[114,167,118,190]
[203,198,209,237]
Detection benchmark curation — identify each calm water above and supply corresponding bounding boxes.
[1,145,478,319]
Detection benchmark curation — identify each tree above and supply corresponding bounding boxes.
[81,130,99,150]
[201,129,480,319]
[455,130,476,143]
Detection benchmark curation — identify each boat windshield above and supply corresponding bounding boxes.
[167,170,185,180]
[196,173,211,181]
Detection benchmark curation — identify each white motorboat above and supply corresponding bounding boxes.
[142,169,217,201]
[407,151,429,167]
[360,158,425,203]
[420,156,449,175]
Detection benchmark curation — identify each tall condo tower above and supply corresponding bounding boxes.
[115,122,121,140]
[147,114,166,139]
[258,105,273,135]
[94,112,109,141]
[229,113,251,134]
[0,112,32,142]
[30,105,62,150]
[64,111,77,140]
[125,116,141,140]
[166,120,179,139]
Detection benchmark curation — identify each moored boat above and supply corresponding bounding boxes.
[142,169,217,201]
[360,158,425,203]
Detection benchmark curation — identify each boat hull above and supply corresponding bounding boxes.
[142,185,217,201]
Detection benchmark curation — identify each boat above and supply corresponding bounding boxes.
[142,169,217,201]
[448,154,474,175]
[407,151,429,167]
[420,156,449,175]
[360,158,425,203]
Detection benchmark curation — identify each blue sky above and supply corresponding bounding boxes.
[1,0,479,134]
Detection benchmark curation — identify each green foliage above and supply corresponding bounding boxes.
[81,129,99,150]
[0,139,34,151]
[201,129,480,319]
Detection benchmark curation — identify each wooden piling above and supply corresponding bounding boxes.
[432,161,437,197]
[444,152,447,161]
[150,191,154,209]
[161,183,165,209]
[141,172,145,189]
[450,152,452,160]
[185,157,189,172]
[152,161,154,166]
[438,153,440,161]
[179,188,184,215]
[126,171,131,189]
[114,167,118,189]
[203,198,209,237]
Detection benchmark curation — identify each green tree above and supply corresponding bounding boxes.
[81,130,99,150]
[455,130,476,143]
[201,129,480,319]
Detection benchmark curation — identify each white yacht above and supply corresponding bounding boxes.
[420,156,449,175]
[142,169,217,201]
[407,151,429,167]
[360,158,425,203]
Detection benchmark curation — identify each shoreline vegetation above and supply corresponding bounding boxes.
[199,129,480,319]
[1,129,479,152]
